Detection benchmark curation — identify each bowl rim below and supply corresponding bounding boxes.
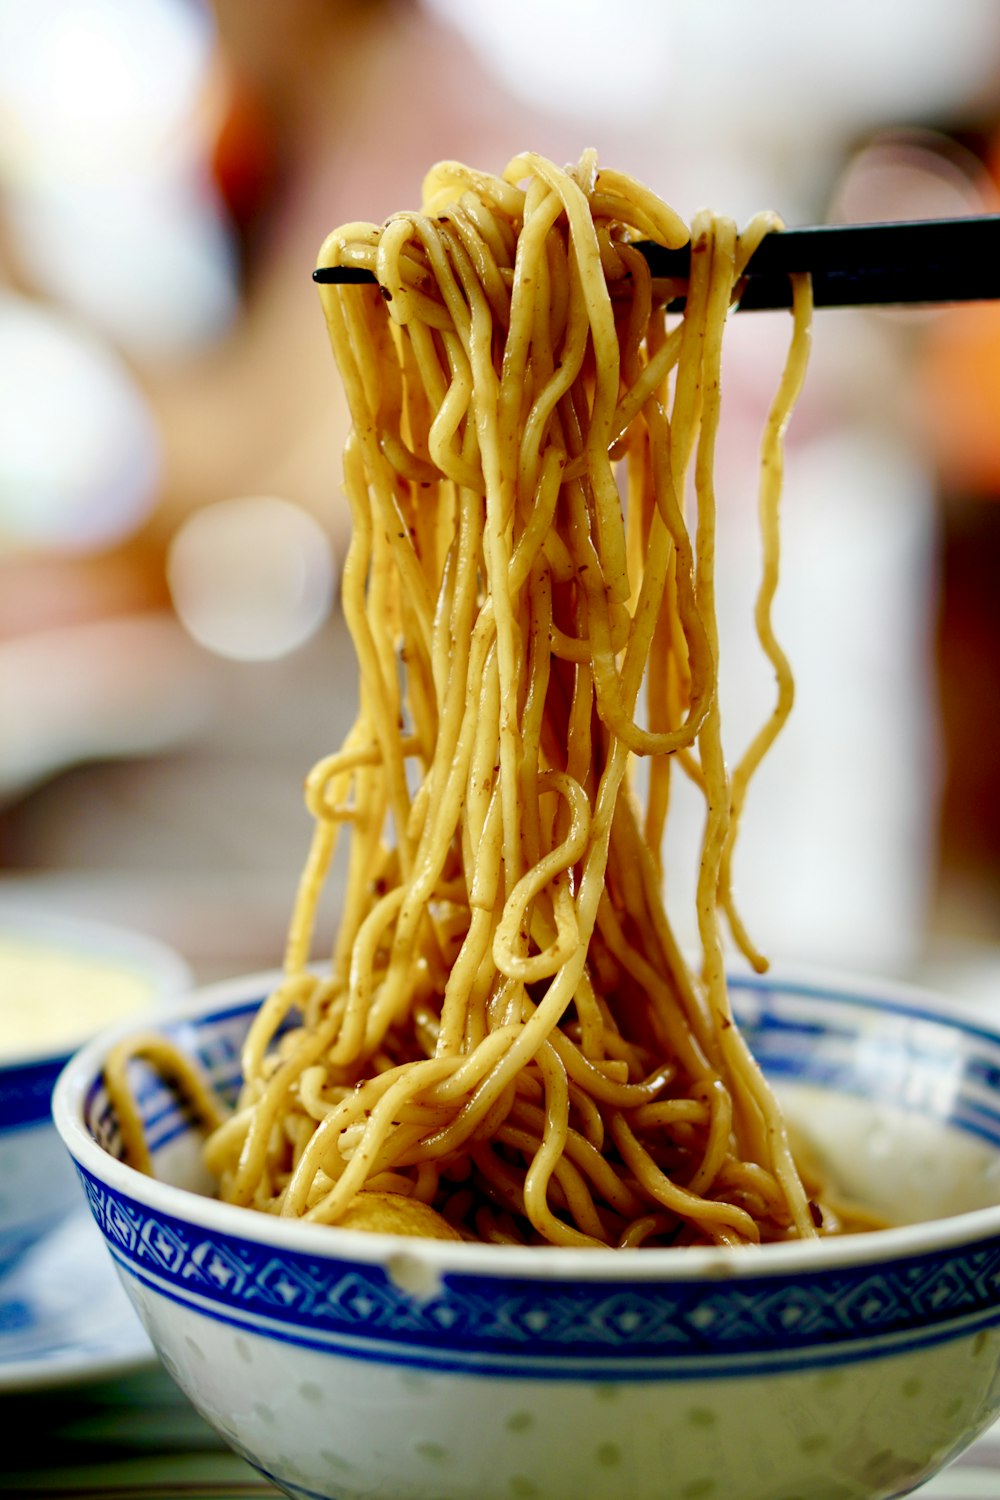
[0,904,193,1072]
[52,964,1000,1284]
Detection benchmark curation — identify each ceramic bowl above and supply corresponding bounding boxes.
[53,968,1000,1500]
[0,906,191,1273]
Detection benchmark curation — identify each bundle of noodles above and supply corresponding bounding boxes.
[110,150,824,1247]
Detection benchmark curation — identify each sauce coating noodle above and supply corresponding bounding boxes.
[109,152,831,1247]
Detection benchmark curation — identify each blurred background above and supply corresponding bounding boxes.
[2,0,1000,994]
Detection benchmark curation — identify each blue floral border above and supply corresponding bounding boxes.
[76,1163,1000,1377]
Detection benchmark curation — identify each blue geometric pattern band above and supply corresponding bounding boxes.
[77,1163,1000,1374]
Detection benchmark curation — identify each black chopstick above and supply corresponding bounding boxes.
[313,215,1000,310]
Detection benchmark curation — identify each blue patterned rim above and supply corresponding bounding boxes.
[74,1157,1000,1380]
[53,969,1000,1380]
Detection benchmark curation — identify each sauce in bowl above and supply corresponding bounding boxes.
[0,908,191,1067]
[0,934,155,1062]
[0,908,191,1270]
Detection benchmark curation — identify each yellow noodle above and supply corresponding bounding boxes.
[107,152,857,1249]
[104,1033,226,1178]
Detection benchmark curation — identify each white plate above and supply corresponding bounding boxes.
[0,1206,155,1392]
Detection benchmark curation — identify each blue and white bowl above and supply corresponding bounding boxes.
[53,969,1000,1500]
[0,907,191,1274]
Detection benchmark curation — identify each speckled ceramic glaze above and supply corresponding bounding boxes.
[0,908,190,1273]
[54,970,1000,1500]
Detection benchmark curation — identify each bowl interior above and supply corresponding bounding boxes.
[78,971,1000,1235]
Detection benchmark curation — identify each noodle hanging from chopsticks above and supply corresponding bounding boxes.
[108,151,830,1247]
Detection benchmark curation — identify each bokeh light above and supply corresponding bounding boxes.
[4,181,238,359]
[830,129,996,226]
[0,0,238,359]
[0,290,160,552]
[0,0,215,183]
[427,0,1000,130]
[167,497,336,662]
